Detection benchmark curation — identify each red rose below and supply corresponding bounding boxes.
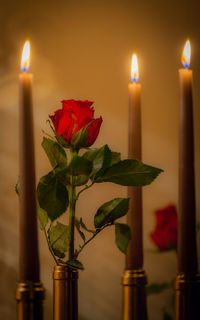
[150,204,178,250]
[50,100,102,148]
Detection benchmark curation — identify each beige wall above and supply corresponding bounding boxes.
[0,0,199,319]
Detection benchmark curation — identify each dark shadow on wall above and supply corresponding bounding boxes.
[0,74,21,320]
[0,232,17,317]
[0,104,18,317]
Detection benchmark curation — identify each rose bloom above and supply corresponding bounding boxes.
[50,100,102,147]
[150,204,178,251]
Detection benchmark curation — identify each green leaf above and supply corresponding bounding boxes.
[42,137,67,168]
[93,145,112,179]
[83,148,99,162]
[52,248,65,259]
[94,198,130,228]
[15,180,20,195]
[68,156,93,176]
[73,175,90,186]
[48,119,70,148]
[75,218,86,242]
[54,156,92,186]
[111,152,121,165]
[79,218,95,233]
[75,217,95,234]
[83,145,112,179]
[71,126,88,148]
[146,282,171,296]
[37,171,69,221]
[71,120,96,148]
[48,222,69,258]
[96,159,163,186]
[66,259,84,270]
[37,206,48,230]
[115,223,131,253]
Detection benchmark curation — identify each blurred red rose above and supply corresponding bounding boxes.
[50,100,102,147]
[150,204,178,250]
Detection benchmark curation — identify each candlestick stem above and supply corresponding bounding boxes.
[175,273,200,320]
[16,281,45,320]
[122,269,148,320]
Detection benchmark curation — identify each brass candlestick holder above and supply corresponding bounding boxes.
[53,265,78,320]
[122,269,148,320]
[16,281,45,320]
[175,272,200,320]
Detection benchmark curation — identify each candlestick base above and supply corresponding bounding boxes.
[121,269,148,320]
[16,281,45,320]
[175,273,200,320]
[53,265,78,320]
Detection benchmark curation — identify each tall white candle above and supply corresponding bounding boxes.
[126,54,143,269]
[178,40,198,274]
[19,41,40,281]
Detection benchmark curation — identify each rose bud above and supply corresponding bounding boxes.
[49,100,102,148]
[150,204,178,251]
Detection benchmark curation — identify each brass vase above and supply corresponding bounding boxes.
[16,281,45,320]
[122,269,148,320]
[53,265,78,320]
[175,273,200,320]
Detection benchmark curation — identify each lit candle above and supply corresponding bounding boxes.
[126,54,143,269]
[19,41,40,281]
[178,40,198,274]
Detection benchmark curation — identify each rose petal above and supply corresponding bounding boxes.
[86,117,103,147]
[49,109,63,131]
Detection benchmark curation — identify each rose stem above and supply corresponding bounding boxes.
[68,149,77,260]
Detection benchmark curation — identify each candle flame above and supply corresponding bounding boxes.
[181,40,191,68]
[131,54,139,82]
[21,40,31,72]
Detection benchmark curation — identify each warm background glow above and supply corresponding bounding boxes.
[0,1,200,320]
[21,40,31,72]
